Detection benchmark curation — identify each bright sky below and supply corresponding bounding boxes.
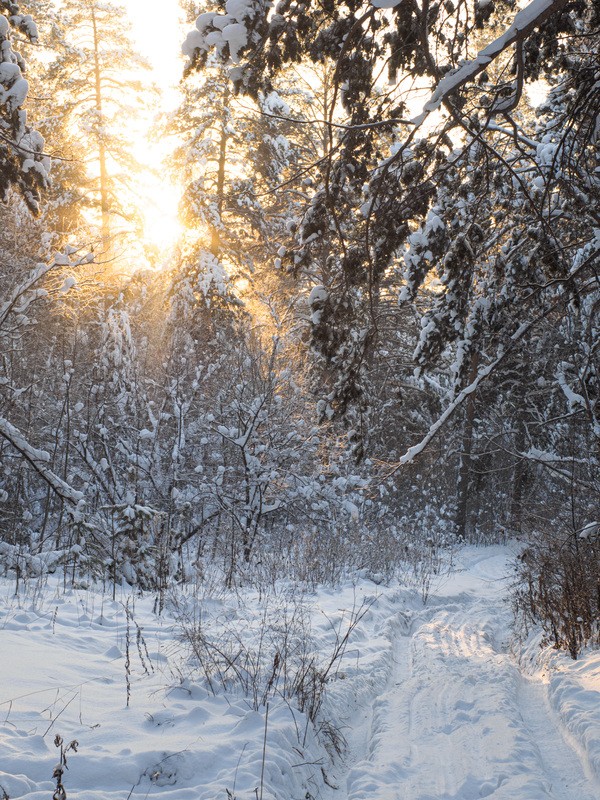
[122,0,188,258]
[124,0,186,90]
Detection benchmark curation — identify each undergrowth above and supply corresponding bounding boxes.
[513,528,600,659]
[174,590,373,749]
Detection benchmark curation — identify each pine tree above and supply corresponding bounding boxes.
[42,0,153,257]
[183,0,599,535]
[0,1,48,212]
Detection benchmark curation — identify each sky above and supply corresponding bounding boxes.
[121,1,189,257]
[124,0,187,90]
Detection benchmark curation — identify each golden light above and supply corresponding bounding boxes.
[96,120,186,268]
[137,168,183,255]
[122,0,187,263]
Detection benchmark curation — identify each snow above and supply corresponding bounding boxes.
[6,76,27,109]
[181,29,204,58]
[309,285,328,324]
[225,0,255,21]
[308,285,328,306]
[579,522,600,541]
[196,12,217,30]
[0,63,21,82]
[2,546,600,800]
[556,363,587,412]
[17,15,39,42]
[59,276,77,293]
[184,0,254,63]
[0,61,28,112]
[411,0,568,124]
[221,22,248,63]
[0,418,83,505]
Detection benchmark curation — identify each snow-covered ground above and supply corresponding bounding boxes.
[1,545,600,800]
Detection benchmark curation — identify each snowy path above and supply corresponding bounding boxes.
[336,551,600,800]
[1,548,600,800]
[516,676,599,800]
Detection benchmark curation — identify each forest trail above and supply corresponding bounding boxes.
[338,550,600,800]
[1,549,600,800]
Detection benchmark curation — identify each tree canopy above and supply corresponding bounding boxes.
[0,0,597,621]
[183,0,599,445]
[0,1,48,211]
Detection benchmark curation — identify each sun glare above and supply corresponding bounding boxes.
[107,114,185,265]
[140,173,183,254]
[124,0,186,91]
[65,2,199,266]
[124,0,187,263]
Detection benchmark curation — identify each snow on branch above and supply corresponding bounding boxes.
[0,249,92,329]
[390,314,540,470]
[411,0,570,125]
[556,363,588,414]
[0,249,93,507]
[0,5,50,210]
[390,237,600,472]
[392,359,497,468]
[0,418,83,506]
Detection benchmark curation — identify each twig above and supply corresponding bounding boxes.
[259,702,269,800]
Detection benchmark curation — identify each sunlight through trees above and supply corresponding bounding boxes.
[0,0,597,643]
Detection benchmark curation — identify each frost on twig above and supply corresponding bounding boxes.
[52,735,78,800]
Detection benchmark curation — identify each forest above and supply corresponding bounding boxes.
[0,0,598,649]
[0,2,599,799]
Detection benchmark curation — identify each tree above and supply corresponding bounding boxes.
[42,0,153,256]
[168,44,302,288]
[183,0,599,536]
[0,1,48,212]
[19,1,94,249]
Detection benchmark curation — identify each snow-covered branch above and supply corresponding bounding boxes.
[389,308,551,470]
[412,0,570,125]
[0,250,91,330]
[0,418,83,506]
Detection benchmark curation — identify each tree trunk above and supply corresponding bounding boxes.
[455,354,478,539]
[210,88,230,257]
[510,416,528,534]
[91,7,111,254]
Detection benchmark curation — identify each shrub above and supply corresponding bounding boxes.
[176,591,371,729]
[513,527,600,659]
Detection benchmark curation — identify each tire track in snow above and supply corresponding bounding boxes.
[516,675,600,800]
[334,556,599,800]
[341,609,417,800]
[402,602,512,800]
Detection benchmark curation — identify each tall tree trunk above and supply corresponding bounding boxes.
[455,354,478,539]
[321,64,331,159]
[91,6,111,253]
[210,87,230,257]
[510,385,529,533]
